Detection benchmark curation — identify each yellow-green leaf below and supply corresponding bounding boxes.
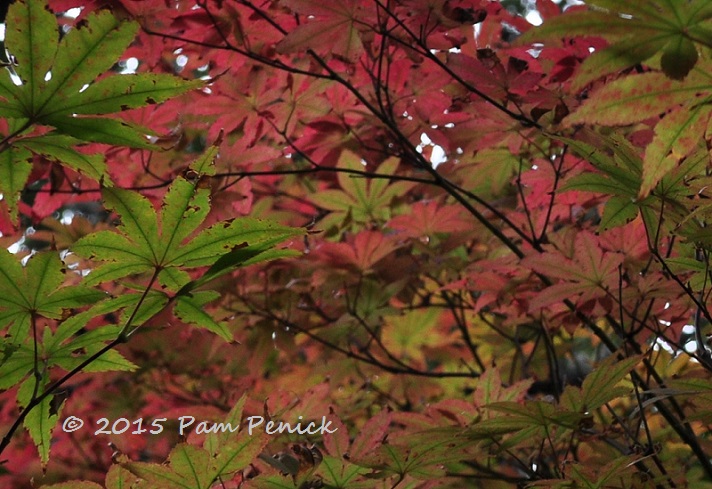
[565,72,710,126]
[18,375,61,468]
[0,146,32,221]
[641,104,712,197]
[5,0,58,113]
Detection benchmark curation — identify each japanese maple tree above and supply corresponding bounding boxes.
[1,0,712,488]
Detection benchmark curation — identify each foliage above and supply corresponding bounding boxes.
[0,0,712,488]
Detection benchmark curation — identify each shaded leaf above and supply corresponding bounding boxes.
[277,0,365,61]
[661,36,699,80]
[581,355,640,411]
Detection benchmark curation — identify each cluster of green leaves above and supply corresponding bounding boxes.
[0,0,302,477]
[0,143,301,468]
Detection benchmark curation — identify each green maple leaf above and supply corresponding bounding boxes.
[71,145,304,340]
[310,150,416,231]
[17,375,59,469]
[0,250,106,346]
[42,295,149,375]
[122,396,268,489]
[1,0,200,140]
[0,249,106,467]
[0,0,201,221]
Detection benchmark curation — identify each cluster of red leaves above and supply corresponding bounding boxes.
[2,0,712,488]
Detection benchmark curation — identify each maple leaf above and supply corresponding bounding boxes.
[0,251,105,346]
[517,0,712,86]
[469,400,583,447]
[381,308,444,362]
[121,395,269,489]
[310,150,416,231]
[71,145,302,287]
[277,0,368,61]
[193,68,286,144]
[317,230,399,273]
[0,249,107,466]
[70,145,303,340]
[561,354,640,413]
[1,0,200,143]
[556,133,644,231]
[0,0,200,225]
[522,232,623,311]
[389,201,473,240]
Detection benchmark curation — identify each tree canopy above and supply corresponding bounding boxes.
[1,0,712,487]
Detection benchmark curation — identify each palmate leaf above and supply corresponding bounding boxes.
[0,249,106,345]
[381,308,443,362]
[72,145,303,289]
[318,456,370,487]
[124,444,213,489]
[277,0,366,61]
[123,396,268,488]
[561,64,711,200]
[3,0,200,126]
[469,401,581,453]
[71,145,303,338]
[555,133,656,230]
[517,0,712,86]
[0,250,119,463]
[310,150,416,229]
[523,232,623,310]
[372,429,471,480]
[0,0,200,228]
